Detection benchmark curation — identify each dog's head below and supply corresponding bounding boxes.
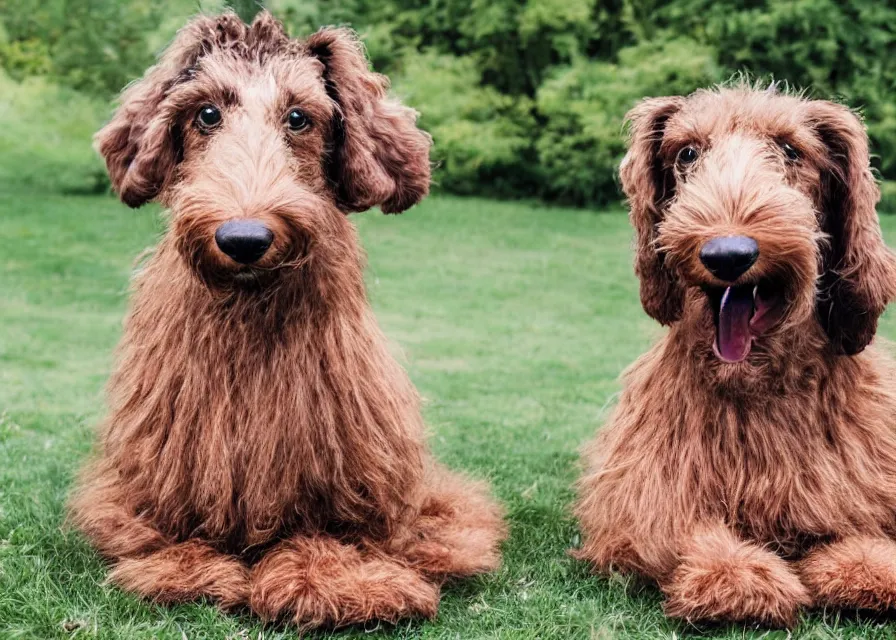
[95,12,431,290]
[621,86,896,363]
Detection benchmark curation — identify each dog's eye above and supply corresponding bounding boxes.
[677,146,699,166]
[781,142,800,161]
[286,108,310,132]
[196,105,222,131]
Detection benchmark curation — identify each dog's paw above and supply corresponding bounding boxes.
[800,537,896,610]
[108,541,250,609]
[662,529,809,626]
[249,538,440,629]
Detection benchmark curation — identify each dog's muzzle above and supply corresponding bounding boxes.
[215,220,274,265]
[698,236,787,363]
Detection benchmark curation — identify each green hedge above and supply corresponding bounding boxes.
[535,38,720,206]
[2,0,893,209]
[0,71,109,194]
[393,51,538,198]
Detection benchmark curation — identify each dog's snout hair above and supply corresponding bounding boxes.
[195,118,306,211]
[672,135,796,222]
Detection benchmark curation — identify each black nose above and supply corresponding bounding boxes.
[699,236,759,282]
[214,220,274,264]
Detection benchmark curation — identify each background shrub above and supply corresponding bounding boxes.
[0,70,109,194]
[0,0,164,98]
[535,38,720,206]
[0,0,892,210]
[393,51,538,198]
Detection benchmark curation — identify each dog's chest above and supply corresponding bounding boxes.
[718,404,896,543]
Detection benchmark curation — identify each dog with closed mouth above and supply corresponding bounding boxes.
[575,84,896,626]
[69,11,505,630]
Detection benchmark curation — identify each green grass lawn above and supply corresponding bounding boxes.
[2,189,896,639]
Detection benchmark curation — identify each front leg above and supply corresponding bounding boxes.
[69,473,249,608]
[799,536,896,610]
[662,524,810,627]
[109,540,250,609]
[249,535,440,630]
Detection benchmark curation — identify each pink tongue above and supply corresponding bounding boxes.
[716,286,754,363]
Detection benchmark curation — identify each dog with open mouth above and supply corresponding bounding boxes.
[575,84,896,626]
[68,12,505,630]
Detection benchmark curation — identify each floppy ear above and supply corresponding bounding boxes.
[809,101,896,355]
[94,13,247,208]
[305,28,432,214]
[619,97,686,325]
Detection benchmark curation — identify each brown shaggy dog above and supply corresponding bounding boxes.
[68,11,504,630]
[575,85,896,627]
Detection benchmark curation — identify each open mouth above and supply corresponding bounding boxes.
[704,281,785,363]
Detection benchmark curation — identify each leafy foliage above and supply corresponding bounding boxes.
[535,38,720,205]
[393,51,538,198]
[648,0,896,177]
[0,0,164,98]
[1,0,893,207]
[0,70,109,193]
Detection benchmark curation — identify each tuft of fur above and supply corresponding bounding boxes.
[576,85,896,626]
[662,526,810,627]
[799,537,896,610]
[70,11,504,630]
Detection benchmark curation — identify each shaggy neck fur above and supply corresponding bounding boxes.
[588,315,896,571]
[99,230,425,552]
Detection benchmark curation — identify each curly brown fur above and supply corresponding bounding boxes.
[799,537,896,611]
[663,525,810,627]
[576,85,896,626]
[249,536,441,630]
[69,11,504,629]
